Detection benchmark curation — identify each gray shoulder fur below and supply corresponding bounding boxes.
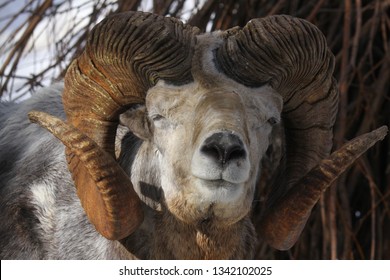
[0,84,131,259]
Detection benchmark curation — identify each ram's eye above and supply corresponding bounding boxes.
[268,117,279,126]
[151,114,164,122]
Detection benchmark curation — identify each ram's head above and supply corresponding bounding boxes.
[29,12,387,252]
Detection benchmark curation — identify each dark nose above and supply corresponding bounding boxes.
[200,132,246,165]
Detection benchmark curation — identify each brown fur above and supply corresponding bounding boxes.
[151,209,257,259]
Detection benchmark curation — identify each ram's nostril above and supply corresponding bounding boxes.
[201,145,223,162]
[226,145,246,162]
[200,132,246,164]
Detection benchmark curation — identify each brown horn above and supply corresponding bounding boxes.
[259,125,388,250]
[217,15,338,186]
[215,15,338,247]
[29,12,199,240]
[28,111,143,240]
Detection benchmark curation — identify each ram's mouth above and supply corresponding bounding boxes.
[191,160,251,184]
[193,177,245,205]
[198,177,236,185]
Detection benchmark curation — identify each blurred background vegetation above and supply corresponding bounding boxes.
[0,0,389,259]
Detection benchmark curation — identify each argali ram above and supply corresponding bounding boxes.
[0,11,387,259]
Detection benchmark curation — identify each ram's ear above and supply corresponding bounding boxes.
[120,106,152,141]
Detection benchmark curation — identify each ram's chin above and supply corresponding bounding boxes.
[165,178,252,228]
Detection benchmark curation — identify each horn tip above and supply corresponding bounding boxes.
[374,125,388,141]
[28,110,43,123]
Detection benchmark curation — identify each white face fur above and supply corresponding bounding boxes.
[122,79,282,228]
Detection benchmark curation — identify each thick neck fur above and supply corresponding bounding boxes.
[122,207,257,259]
[151,210,256,259]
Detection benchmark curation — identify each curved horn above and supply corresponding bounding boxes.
[30,12,199,240]
[28,111,143,240]
[259,125,388,250]
[217,15,338,185]
[215,16,339,248]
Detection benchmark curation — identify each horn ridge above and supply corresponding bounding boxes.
[28,111,143,240]
[37,11,199,240]
[217,15,337,184]
[215,15,342,250]
[260,126,388,250]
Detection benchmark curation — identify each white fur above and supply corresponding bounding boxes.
[138,75,282,226]
[30,182,56,238]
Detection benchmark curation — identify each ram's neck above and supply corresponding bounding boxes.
[151,211,257,259]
